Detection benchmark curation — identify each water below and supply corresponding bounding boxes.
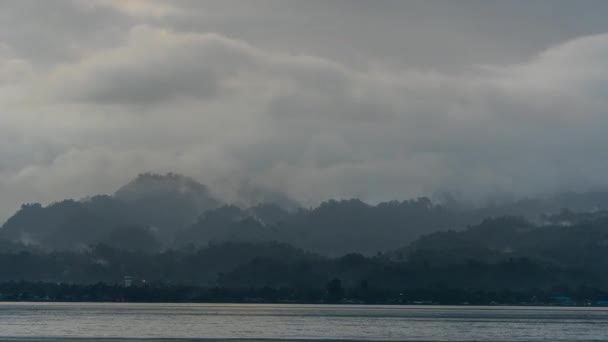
[0,303,607,341]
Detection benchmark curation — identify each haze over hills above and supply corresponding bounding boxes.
[0,173,222,251]
[113,173,222,239]
[2,172,608,302]
[393,213,608,270]
[3,173,608,256]
[2,215,608,296]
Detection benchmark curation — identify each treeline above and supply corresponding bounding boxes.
[4,212,608,290]
[1,238,607,293]
[2,281,608,306]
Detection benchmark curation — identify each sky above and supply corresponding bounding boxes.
[1,0,608,221]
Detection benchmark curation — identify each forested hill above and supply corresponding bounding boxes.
[3,213,608,296]
[2,185,608,299]
[392,212,608,272]
[3,173,608,256]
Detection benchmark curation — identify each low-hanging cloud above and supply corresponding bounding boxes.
[2,1,608,221]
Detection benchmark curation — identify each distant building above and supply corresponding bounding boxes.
[124,276,133,288]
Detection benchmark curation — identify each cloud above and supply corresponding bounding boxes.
[46,27,233,104]
[90,0,181,17]
[2,4,608,222]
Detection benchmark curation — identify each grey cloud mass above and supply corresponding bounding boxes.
[1,0,608,221]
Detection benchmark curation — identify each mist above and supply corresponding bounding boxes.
[2,0,608,223]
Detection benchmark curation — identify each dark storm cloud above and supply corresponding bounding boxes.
[156,0,608,70]
[1,0,608,221]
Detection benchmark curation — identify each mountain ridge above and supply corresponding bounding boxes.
[5,173,608,256]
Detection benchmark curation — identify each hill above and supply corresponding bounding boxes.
[5,173,608,256]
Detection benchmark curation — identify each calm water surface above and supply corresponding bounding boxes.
[0,302,607,341]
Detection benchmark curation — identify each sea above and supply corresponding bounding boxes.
[0,302,607,341]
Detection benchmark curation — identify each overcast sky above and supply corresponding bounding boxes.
[1,0,608,220]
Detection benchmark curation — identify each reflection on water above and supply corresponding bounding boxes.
[0,302,607,341]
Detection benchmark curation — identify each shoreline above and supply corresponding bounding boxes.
[1,301,607,308]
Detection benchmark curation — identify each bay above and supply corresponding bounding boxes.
[0,303,607,341]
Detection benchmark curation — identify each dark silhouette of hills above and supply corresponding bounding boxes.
[1,208,608,300]
[0,241,319,285]
[392,213,608,273]
[0,173,221,250]
[206,214,608,292]
[0,236,605,295]
[4,172,608,257]
[113,173,222,237]
[1,200,120,250]
[173,198,481,255]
